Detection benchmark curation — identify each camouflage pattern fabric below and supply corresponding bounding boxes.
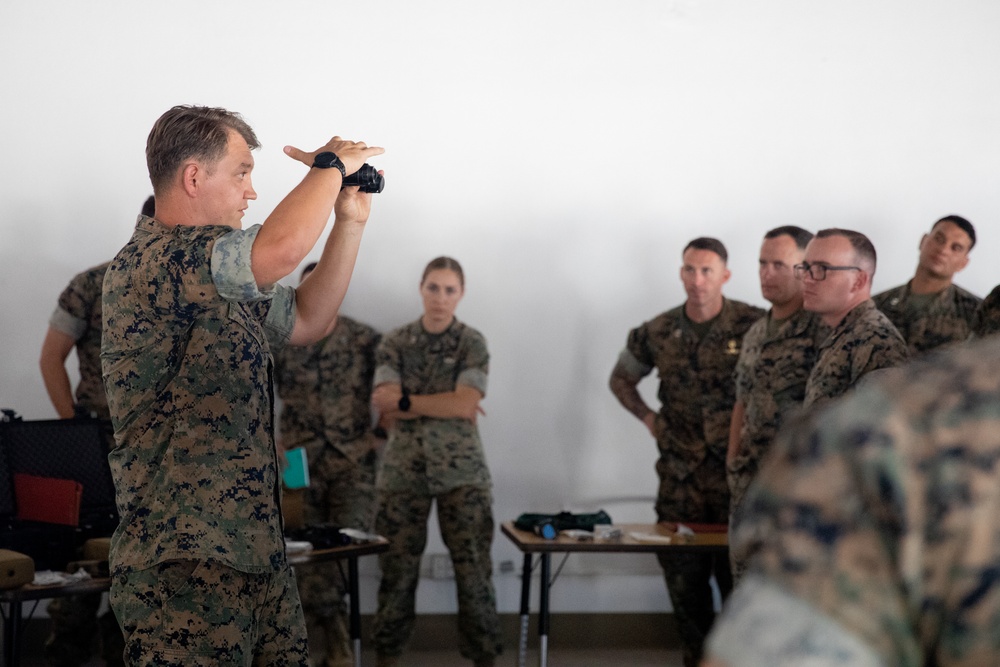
[373,485,501,663]
[110,559,308,665]
[803,299,908,409]
[617,298,765,487]
[655,460,734,667]
[47,260,123,665]
[373,319,491,494]
[274,316,380,666]
[371,318,500,662]
[275,316,381,461]
[101,215,301,664]
[873,281,980,355]
[614,298,763,667]
[49,261,112,419]
[727,308,825,581]
[970,283,1000,338]
[44,594,124,667]
[102,216,295,575]
[710,335,1000,667]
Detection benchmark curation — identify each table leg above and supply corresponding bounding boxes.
[517,553,532,667]
[538,554,550,667]
[3,597,21,667]
[348,556,361,667]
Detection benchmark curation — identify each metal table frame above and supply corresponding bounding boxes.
[501,521,728,667]
[0,538,389,667]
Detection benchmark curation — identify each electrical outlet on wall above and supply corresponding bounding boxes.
[428,553,454,579]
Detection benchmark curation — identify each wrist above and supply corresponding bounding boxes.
[312,151,346,178]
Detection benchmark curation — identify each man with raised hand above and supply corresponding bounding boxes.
[102,105,383,664]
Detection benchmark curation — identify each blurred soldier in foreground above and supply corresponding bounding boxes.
[971,283,1000,338]
[706,334,1000,667]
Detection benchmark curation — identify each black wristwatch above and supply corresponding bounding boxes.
[312,151,346,178]
[398,390,411,413]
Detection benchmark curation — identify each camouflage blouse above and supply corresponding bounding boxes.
[374,318,490,495]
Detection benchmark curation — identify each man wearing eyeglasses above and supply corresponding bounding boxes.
[796,229,907,408]
[873,215,979,356]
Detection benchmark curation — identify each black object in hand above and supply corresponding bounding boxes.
[343,164,384,193]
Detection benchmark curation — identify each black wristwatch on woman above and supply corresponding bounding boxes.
[398,389,411,413]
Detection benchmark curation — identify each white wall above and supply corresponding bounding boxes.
[2,0,999,614]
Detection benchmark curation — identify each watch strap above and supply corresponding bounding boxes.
[311,151,346,178]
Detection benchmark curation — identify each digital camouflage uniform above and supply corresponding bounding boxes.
[45,261,125,667]
[709,335,1000,667]
[803,299,908,409]
[873,281,980,355]
[274,316,380,667]
[49,262,112,421]
[970,283,1000,338]
[727,308,825,581]
[613,298,764,667]
[101,215,308,665]
[372,319,501,664]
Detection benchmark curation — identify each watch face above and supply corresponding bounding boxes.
[314,151,337,168]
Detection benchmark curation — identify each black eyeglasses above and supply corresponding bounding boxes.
[793,262,862,281]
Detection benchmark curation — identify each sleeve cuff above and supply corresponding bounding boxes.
[263,284,296,349]
[374,365,401,387]
[457,368,488,396]
[614,348,652,382]
[707,575,885,667]
[49,306,86,340]
[211,224,276,302]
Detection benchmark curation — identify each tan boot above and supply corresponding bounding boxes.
[376,654,400,667]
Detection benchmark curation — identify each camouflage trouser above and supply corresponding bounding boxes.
[655,456,732,667]
[109,559,309,666]
[725,458,758,584]
[297,447,377,666]
[45,593,125,667]
[372,484,502,662]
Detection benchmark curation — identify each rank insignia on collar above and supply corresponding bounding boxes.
[726,340,739,355]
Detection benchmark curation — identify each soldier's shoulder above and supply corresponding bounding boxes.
[70,261,113,288]
[829,336,1000,436]
[457,320,486,339]
[726,299,767,326]
[339,315,380,337]
[636,306,684,334]
[872,283,907,307]
[741,315,769,343]
[951,284,983,307]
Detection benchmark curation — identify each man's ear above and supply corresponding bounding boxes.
[853,270,871,293]
[180,162,200,197]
